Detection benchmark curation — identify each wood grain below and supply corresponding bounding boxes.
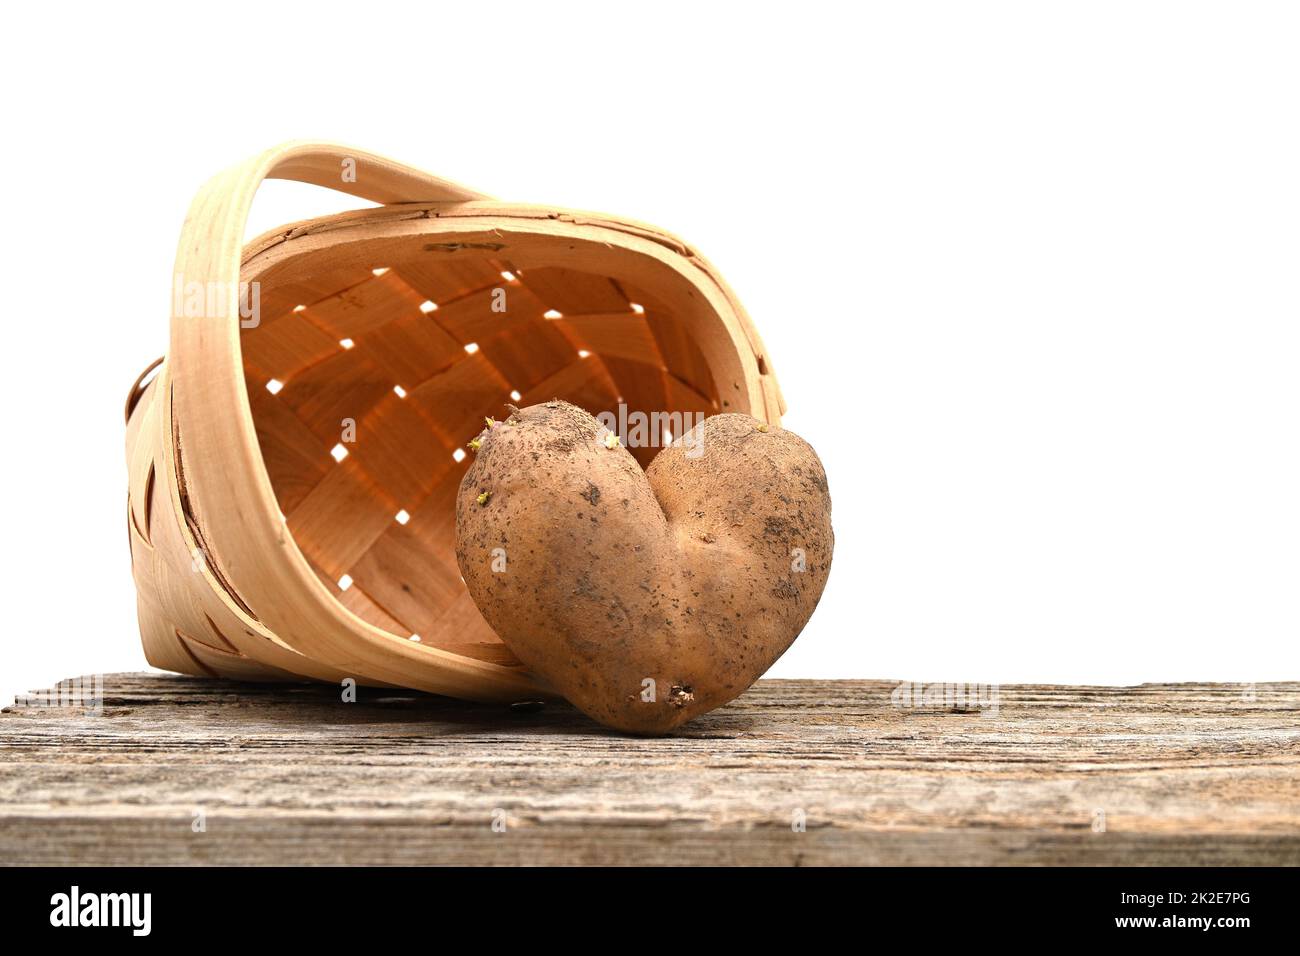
[2,675,1296,866]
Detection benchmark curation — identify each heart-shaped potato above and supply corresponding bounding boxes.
[455,401,833,733]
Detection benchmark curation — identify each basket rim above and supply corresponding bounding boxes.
[242,200,782,388]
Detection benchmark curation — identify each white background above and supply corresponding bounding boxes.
[3,1,1297,710]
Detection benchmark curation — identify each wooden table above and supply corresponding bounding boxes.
[2,674,1296,865]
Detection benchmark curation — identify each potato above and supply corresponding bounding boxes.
[455,401,833,733]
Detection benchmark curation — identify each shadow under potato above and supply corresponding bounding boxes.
[181,677,758,739]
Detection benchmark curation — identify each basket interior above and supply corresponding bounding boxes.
[239,231,726,661]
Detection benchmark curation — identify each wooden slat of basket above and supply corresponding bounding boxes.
[400,469,466,572]
[474,316,582,395]
[323,497,511,658]
[360,309,464,389]
[278,348,395,445]
[515,265,631,315]
[139,455,353,685]
[179,641,293,682]
[256,266,381,329]
[349,518,466,639]
[126,411,157,549]
[760,374,785,424]
[266,265,378,312]
[663,373,718,418]
[195,598,312,671]
[517,354,621,414]
[307,271,429,341]
[413,590,510,654]
[600,355,668,410]
[245,387,331,514]
[406,353,514,447]
[393,256,505,307]
[191,614,241,654]
[133,596,199,677]
[640,302,718,403]
[250,289,305,330]
[175,629,243,670]
[336,583,411,637]
[549,311,666,366]
[427,285,531,346]
[304,564,493,672]
[242,311,341,384]
[354,391,459,506]
[287,459,400,580]
[436,644,521,666]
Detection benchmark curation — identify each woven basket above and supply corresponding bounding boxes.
[125,142,784,702]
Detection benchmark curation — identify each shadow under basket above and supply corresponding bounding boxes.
[125,142,783,702]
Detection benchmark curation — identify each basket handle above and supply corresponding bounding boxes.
[168,139,489,410]
[164,143,493,669]
[172,141,487,322]
[259,142,489,206]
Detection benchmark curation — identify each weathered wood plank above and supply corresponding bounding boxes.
[1,675,1296,865]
